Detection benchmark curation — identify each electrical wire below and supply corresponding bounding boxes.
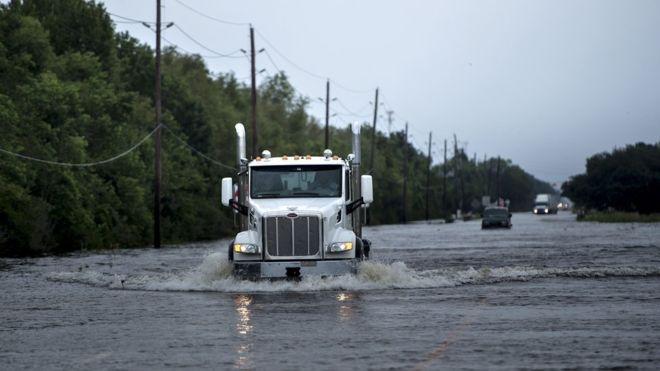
[0,125,161,167]
[161,124,235,170]
[174,0,250,26]
[262,50,284,75]
[254,29,327,81]
[108,12,155,25]
[335,99,371,118]
[172,24,243,58]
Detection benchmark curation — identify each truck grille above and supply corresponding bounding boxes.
[264,215,321,257]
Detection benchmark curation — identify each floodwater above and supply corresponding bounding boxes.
[1,212,659,370]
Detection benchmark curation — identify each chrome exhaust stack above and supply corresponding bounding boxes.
[235,123,248,230]
[351,122,362,238]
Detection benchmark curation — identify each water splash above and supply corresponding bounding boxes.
[47,252,660,293]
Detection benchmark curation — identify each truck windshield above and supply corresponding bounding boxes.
[251,165,342,198]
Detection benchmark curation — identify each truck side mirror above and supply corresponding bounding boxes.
[361,175,373,205]
[221,177,233,206]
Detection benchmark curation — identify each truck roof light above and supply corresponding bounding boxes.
[332,155,339,160]
[282,155,288,160]
[323,149,332,159]
[255,156,262,161]
[294,155,300,160]
[305,155,311,160]
[261,150,271,159]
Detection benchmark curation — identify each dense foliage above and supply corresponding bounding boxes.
[562,143,660,214]
[0,0,552,256]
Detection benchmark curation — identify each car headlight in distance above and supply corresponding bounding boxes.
[328,242,353,252]
[233,243,260,254]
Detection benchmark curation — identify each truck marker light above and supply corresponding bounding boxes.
[306,155,311,160]
[255,156,261,161]
[282,155,288,160]
[294,155,300,160]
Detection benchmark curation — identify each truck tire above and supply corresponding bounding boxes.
[355,238,363,260]
[362,239,371,260]
[228,240,234,262]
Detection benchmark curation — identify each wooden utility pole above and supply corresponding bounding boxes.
[249,26,258,158]
[153,0,162,249]
[402,122,409,224]
[324,79,330,149]
[496,155,501,199]
[385,110,394,134]
[369,88,379,173]
[425,131,432,220]
[442,139,447,214]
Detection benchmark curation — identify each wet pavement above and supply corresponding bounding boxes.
[1,212,659,370]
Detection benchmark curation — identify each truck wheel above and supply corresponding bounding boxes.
[355,238,363,260]
[228,240,234,262]
[362,239,371,260]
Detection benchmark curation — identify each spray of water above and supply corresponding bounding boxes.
[47,251,660,293]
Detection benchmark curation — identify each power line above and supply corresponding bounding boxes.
[335,99,371,118]
[161,35,242,59]
[173,0,250,26]
[329,79,372,95]
[161,125,235,170]
[108,12,155,24]
[172,24,243,58]
[0,125,160,167]
[262,50,283,75]
[254,29,327,81]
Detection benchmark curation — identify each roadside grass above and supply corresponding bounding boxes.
[579,211,660,223]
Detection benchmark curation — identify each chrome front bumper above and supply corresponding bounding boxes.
[233,259,358,279]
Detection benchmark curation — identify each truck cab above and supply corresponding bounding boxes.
[221,124,372,279]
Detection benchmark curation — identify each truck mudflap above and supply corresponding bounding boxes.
[233,260,358,279]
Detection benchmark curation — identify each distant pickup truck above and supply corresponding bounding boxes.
[482,206,512,229]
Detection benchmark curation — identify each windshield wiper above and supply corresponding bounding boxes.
[254,193,282,198]
[292,192,321,196]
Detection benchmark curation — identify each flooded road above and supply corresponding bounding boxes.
[2,212,659,370]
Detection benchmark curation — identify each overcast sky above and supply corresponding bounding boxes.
[101,0,660,183]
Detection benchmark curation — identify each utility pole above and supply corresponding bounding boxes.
[496,155,501,200]
[402,122,409,224]
[442,139,447,215]
[425,131,432,221]
[487,157,493,199]
[324,79,330,149]
[249,26,258,158]
[453,134,460,213]
[369,88,379,173]
[153,0,162,249]
[385,110,394,134]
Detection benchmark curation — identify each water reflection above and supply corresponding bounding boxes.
[336,291,354,321]
[233,294,253,369]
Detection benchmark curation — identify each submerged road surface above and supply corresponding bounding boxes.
[1,212,659,370]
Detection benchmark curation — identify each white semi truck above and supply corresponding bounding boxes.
[533,193,559,214]
[220,123,373,279]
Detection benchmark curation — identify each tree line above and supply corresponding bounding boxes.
[562,143,660,214]
[0,0,553,257]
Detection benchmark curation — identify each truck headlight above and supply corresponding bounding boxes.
[328,242,353,252]
[233,243,260,254]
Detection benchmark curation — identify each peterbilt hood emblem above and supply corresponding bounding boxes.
[286,213,299,219]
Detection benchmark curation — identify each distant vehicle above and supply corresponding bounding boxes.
[482,206,512,229]
[533,193,559,214]
[558,197,572,211]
